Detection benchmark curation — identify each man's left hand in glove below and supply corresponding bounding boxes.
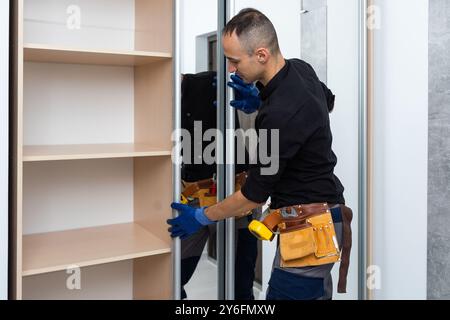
[227,74,261,114]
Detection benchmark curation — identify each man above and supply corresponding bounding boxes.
[168,8,351,300]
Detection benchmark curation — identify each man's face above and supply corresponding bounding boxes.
[222,31,262,83]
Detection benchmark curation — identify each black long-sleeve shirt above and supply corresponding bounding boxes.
[241,59,345,209]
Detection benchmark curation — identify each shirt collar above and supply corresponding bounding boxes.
[257,59,290,101]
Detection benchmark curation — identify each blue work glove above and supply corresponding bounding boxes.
[227,74,261,114]
[167,203,216,240]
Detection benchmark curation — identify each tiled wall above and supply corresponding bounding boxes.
[428,0,450,300]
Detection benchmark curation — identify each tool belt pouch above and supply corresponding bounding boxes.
[183,172,247,208]
[279,211,340,266]
[279,226,316,261]
[198,191,217,207]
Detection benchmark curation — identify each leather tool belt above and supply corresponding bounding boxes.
[182,172,247,208]
[261,202,353,294]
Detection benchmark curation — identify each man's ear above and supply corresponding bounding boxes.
[255,48,270,64]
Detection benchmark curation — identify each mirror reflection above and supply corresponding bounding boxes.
[174,0,361,301]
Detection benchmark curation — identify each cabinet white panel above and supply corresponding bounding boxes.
[23,158,134,235]
[24,0,135,51]
[24,62,134,146]
[23,260,133,300]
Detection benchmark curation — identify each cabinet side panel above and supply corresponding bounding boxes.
[10,0,24,300]
[134,156,172,244]
[134,61,173,150]
[133,254,171,299]
[135,0,173,53]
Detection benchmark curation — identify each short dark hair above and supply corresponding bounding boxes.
[223,8,280,55]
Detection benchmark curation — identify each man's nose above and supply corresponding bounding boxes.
[228,64,237,73]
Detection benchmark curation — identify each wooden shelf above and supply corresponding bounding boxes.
[24,43,172,66]
[22,223,171,277]
[23,144,172,162]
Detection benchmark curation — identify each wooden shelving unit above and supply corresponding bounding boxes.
[24,43,172,67]
[23,223,171,277]
[23,144,172,162]
[11,0,174,300]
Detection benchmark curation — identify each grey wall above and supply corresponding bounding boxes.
[428,0,450,300]
[301,0,327,83]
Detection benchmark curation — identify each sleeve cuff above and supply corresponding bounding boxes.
[241,175,270,204]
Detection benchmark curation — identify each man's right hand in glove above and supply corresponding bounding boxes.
[227,74,261,114]
[167,203,215,240]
